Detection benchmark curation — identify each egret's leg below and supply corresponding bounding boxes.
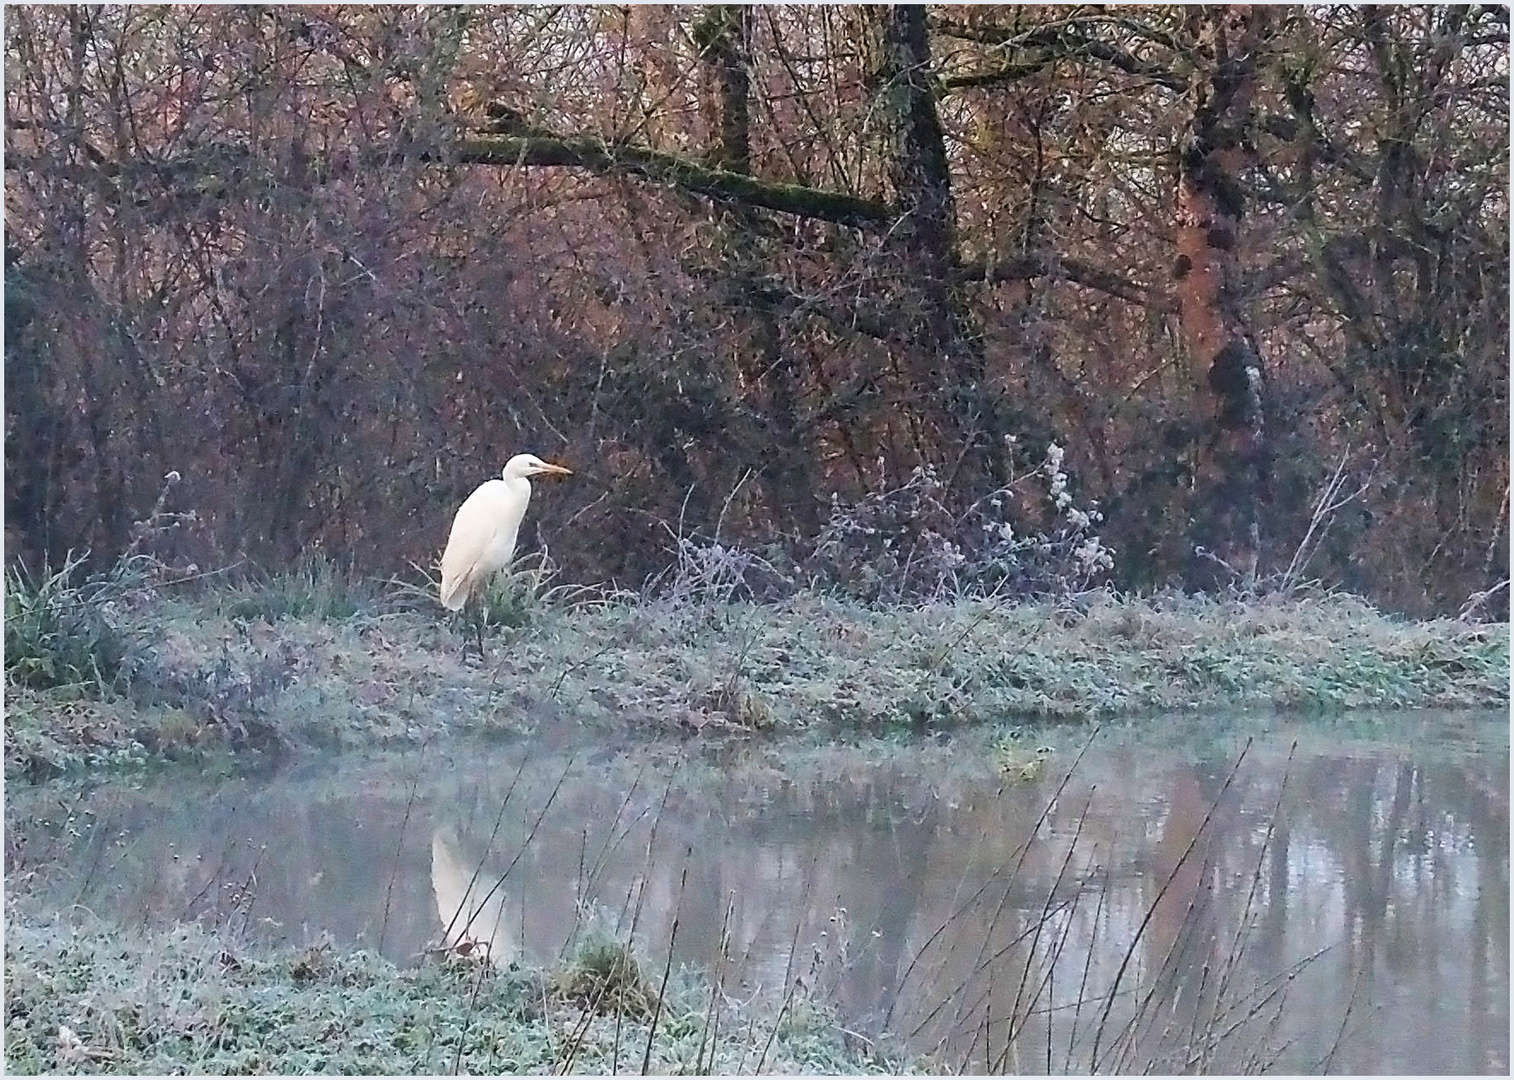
[465,606,485,660]
[457,605,486,660]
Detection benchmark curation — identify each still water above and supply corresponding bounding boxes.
[7,712,1507,1073]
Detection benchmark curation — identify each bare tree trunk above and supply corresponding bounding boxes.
[696,5,819,535]
[66,7,128,558]
[1173,5,1272,584]
[695,5,750,174]
[866,5,1002,490]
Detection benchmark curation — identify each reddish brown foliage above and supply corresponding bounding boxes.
[4,5,1507,615]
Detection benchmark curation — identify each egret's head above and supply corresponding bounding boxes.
[503,453,573,481]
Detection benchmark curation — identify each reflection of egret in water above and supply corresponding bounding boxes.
[431,828,517,968]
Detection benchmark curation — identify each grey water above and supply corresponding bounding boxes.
[7,711,1507,1073]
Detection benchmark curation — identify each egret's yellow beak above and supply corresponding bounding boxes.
[538,462,573,477]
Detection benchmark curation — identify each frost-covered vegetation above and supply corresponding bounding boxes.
[4,910,895,1075]
[5,545,1506,783]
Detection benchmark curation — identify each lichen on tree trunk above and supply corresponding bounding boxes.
[1173,5,1272,585]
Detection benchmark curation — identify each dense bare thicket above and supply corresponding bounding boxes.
[5,5,1507,615]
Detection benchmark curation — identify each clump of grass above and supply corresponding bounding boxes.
[224,551,373,622]
[395,550,624,654]
[1,690,159,783]
[472,553,562,629]
[4,552,149,695]
[551,923,657,1018]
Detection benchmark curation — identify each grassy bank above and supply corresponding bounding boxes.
[4,910,891,1075]
[5,559,1508,781]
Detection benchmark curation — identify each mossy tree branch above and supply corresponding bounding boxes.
[453,129,891,228]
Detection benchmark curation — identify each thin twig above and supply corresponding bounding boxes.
[641,861,688,1075]
[378,764,424,955]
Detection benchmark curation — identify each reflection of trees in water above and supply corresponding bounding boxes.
[878,753,1254,1072]
[8,729,1506,1072]
[1286,751,1509,1073]
[877,740,1507,1073]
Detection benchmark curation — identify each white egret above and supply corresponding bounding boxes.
[439,453,573,611]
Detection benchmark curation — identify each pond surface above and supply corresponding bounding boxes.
[7,711,1507,1073]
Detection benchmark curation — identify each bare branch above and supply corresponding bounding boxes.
[957,253,1177,313]
[933,18,1188,92]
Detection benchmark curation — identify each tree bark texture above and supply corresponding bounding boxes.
[1173,5,1272,583]
[695,4,818,534]
[866,4,1001,486]
[694,5,752,174]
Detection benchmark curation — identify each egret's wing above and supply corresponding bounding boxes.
[439,487,498,610]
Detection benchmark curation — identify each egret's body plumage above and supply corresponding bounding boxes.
[439,454,572,611]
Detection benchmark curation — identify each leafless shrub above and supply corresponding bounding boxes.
[809,443,1115,604]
